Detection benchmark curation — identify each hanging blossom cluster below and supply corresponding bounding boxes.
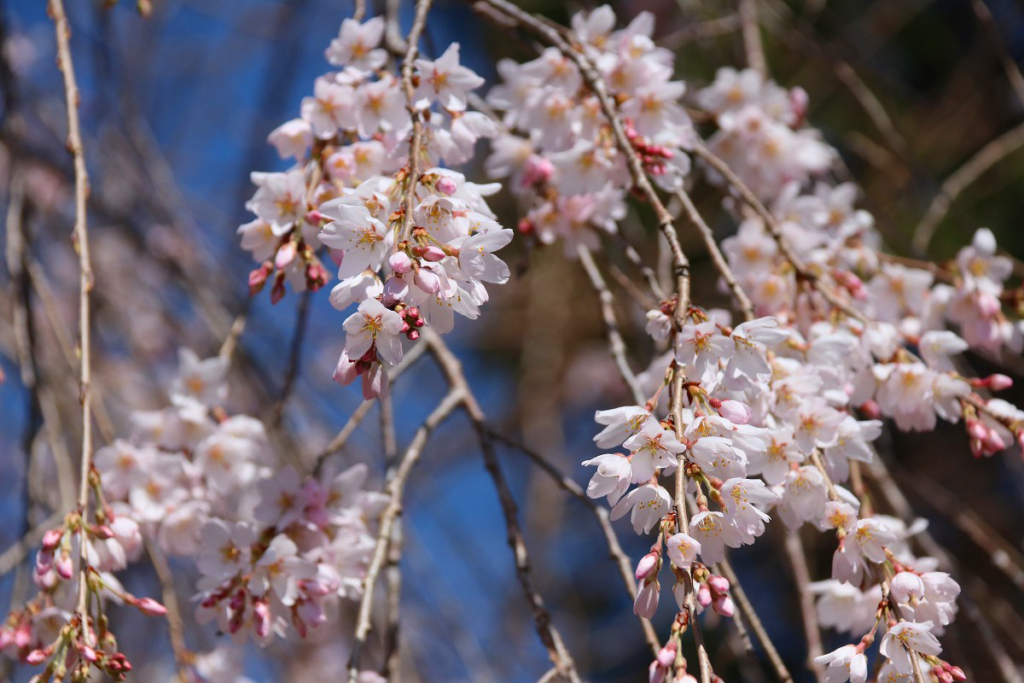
[471,3,1024,679]
[237,17,512,399]
[2,349,385,681]
[485,6,692,256]
[707,77,1024,455]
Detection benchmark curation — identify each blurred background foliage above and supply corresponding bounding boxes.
[0,0,1023,681]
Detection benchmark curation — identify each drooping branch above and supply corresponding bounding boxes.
[346,389,465,683]
[424,329,582,682]
[577,245,647,405]
[484,428,662,656]
[48,0,96,630]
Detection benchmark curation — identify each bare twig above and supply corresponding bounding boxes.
[577,246,646,405]
[782,531,826,683]
[346,389,464,683]
[424,329,581,683]
[146,538,193,681]
[738,0,767,78]
[49,0,96,629]
[674,189,755,321]
[912,118,1024,254]
[485,428,662,656]
[971,0,1024,107]
[718,558,794,683]
[271,289,312,427]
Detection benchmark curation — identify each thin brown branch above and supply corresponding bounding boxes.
[972,0,1024,107]
[346,389,464,683]
[379,390,402,679]
[738,0,767,78]
[424,329,581,682]
[674,189,755,321]
[218,313,248,361]
[146,538,193,681]
[270,289,312,427]
[577,245,646,405]
[485,428,662,657]
[718,558,794,683]
[48,0,96,628]
[782,531,826,683]
[912,118,1024,254]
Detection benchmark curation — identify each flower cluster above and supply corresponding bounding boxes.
[697,67,829,200]
[485,7,692,256]
[2,347,387,681]
[94,349,384,645]
[533,6,1022,678]
[238,17,512,399]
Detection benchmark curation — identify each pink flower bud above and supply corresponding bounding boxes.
[949,666,966,681]
[987,374,1013,391]
[422,245,446,262]
[93,525,114,540]
[633,580,660,619]
[14,624,31,649]
[333,351,358,386]
[983,428,1006,454]
[789,87,809,127]
[712,595,735,618]
[389,252,412,274]
[858,400,882,419]
[649,662,667,683]
[25,649,47,665]
[656,644,676,668]
[414,269,441,295]
[435,176,458,196]
[135,597,167,617]
[696,584,712,609]
[78,645,98,662]
[248,263,272,295]
[35,549,54,576]
[521,155,555,188]
[707,575,730,595]
[306,262,328,291]
[55,553,73,580]
[967,419,988,441]
[42,528,63,551]
[635,552,659,581]
[255,600,272,638]
[407,329,420,341]
[977,291,1001,317]
[382,276,409,307]
[274,241,297,270]
[270,274,287,305]
[306,210,324,225]
[718,400,751,425]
